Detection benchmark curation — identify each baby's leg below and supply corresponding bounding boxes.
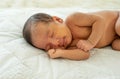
[112,12,120,50]
[112,38,120,50]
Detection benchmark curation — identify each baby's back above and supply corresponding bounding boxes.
[92,11,119,47]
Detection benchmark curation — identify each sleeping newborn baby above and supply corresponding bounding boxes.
[23,10,120,60]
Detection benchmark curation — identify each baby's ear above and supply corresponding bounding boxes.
[52,16,63,23]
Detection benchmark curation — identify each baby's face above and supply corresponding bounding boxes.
[31,20,72,51]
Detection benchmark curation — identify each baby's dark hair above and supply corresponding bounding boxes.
[23,13,53,46]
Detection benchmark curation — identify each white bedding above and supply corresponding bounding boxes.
[0,0,120,79]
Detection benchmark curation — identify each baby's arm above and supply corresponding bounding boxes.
[67,12,106,51]
[48,48,90,60]
[77,18,106,51]
[88,17,106,46]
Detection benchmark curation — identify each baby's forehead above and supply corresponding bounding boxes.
[31,23,49,49]
[32,22,48,34]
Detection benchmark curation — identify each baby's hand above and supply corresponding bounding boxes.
[48,49,63,59]
[76,40,94,51]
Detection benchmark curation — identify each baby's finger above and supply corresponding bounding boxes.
[77,42,82,48]
[80,44,87,51]
[48,49,55,53]
[83,48,88,52]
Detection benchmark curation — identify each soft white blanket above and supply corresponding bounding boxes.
[0,0,120,79]
[0,8,120,79]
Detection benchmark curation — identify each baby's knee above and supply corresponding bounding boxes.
[115,25,120,36]
[112,39,120,51]
[115,15,120,36]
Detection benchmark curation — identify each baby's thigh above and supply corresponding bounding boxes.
[96,33,115,48]
[112,38,120,51]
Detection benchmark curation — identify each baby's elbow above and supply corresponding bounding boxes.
[84,52,90,60]
[65,15,73,24]
[78,52,90,60]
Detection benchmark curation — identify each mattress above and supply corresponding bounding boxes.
[0,8,120,79]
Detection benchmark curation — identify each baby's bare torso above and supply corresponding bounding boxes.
[67,11,119,48]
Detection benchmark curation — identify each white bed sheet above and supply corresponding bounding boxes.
[0,0,120,9]
[0,8,120,79]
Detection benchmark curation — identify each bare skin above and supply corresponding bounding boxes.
[66,10,119,51]
[31,10,120,60]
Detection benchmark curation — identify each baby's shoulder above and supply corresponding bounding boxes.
[65,12,95,28]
